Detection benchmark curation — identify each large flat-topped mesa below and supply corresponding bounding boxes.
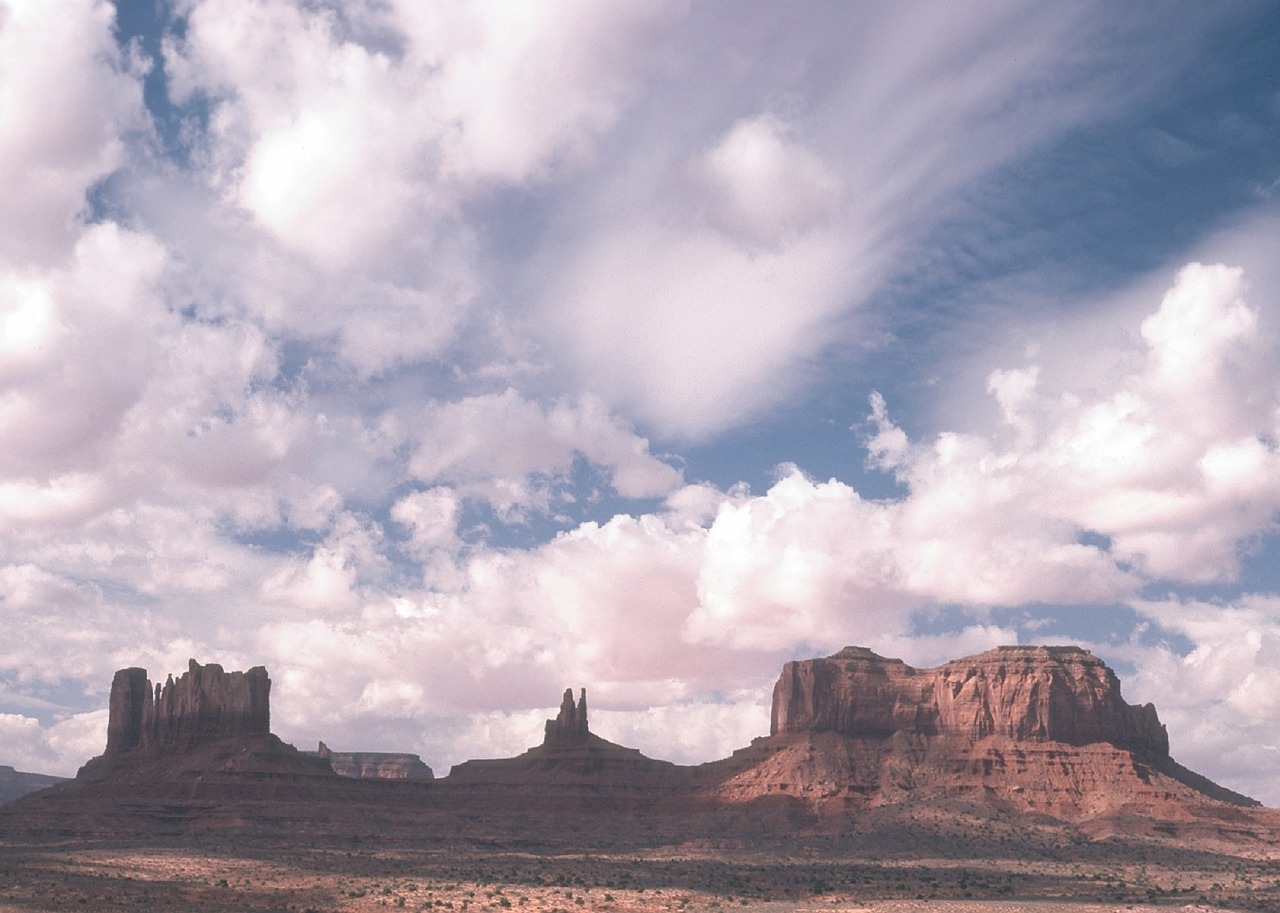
[771,645,1169,757]
[105,659,271,755]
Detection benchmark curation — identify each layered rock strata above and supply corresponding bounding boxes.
[771,645,1168,756]
[709,645,1256,818]
[6,649,1268,841]
[75,660,337,796]
[311,742,434,780]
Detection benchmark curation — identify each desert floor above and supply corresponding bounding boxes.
[1,838,1276,913]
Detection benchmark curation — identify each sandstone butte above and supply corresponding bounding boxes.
[3,646,1277,846]
[308,742,434,780]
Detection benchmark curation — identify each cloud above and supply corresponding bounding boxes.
[1119,595,1280,807]
[0,223,168,484]
[543,206,860,440]
[144,0,691,381]
[405,390,682,518]
[164,0,686,261]
[0,710,106,778]
[683,114,843,249]
[874,262,1280,585]
[0,0,144,266]
[391,488,462,557]
[400,0,690,186]
[525,0,1179,440]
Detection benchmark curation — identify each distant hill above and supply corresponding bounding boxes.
[0,765,65,805]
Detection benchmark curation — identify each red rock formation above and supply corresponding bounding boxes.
[543,687,589,746]
[312,742,434,780]
[105,660,271,755]
[77,660,337,794]
[710,645,1254,820]
[771,645,1168,757]
[5,653,1276,846]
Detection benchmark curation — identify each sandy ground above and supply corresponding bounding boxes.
[0,840,1272,913]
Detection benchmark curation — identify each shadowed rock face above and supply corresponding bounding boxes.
[75,660,335,794]
[771,645,1168,758]
[104,659,271,755]
[543,687,589,746]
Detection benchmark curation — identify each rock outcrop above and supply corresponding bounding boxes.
[3,651,1277,848]
[74,660,337,795]
[544,688,589,746]
[445,686,685,811]
[105,660,270,755]
[311,742,434,780]
[709,645,1256,819]
[771,645,1168,757]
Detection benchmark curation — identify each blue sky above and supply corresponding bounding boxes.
[2,0,1279,805]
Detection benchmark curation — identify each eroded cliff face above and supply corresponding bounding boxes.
[104,660,271,755]
[77,660,336,793]
[701,644,1263,819]
[771,645,1168,757]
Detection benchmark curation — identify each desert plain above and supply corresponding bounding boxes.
[3,820,1279,913]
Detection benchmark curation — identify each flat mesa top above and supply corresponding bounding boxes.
[827,644,1094,669]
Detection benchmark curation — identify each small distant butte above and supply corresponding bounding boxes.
[307,742,434,780]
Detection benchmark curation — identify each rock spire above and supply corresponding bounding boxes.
[543,687,589,746]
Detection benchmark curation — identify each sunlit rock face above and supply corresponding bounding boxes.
[771,645,1168,757]
[709,644,1257,820]
[104,660,271,755]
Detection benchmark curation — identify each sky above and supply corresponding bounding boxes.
[1,1,1279,807]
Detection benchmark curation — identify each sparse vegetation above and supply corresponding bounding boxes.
[0,832,1278,912]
